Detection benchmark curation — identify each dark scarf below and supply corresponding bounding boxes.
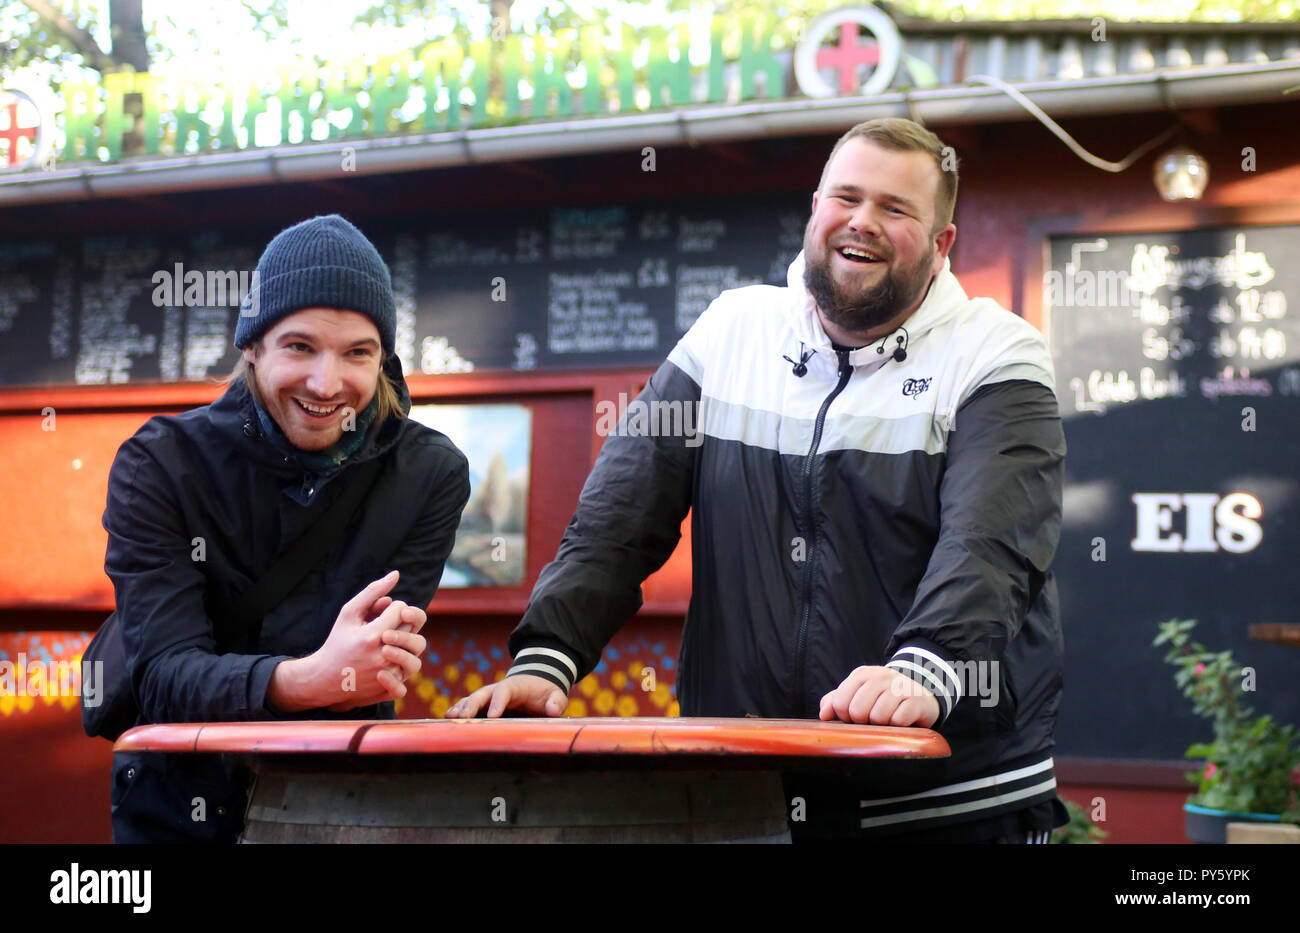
[253,392,380,474]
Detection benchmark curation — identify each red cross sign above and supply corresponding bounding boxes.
[816,23,884,96]
[795,6,903,100]
[0,89,49,171]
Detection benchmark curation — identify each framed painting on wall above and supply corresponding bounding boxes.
[408,403,531,588]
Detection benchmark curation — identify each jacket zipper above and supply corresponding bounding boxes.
[793,347,853,717]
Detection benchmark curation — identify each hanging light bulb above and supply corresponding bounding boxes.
[1153,146,1209,201]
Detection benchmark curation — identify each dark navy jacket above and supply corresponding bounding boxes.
[103,355,468,843]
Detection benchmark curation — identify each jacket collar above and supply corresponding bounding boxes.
[783,250,970,370]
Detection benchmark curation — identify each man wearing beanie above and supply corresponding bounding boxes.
[98,215,470,843]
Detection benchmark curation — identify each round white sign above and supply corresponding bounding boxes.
[795,5,902,99]
[0,85,56,172]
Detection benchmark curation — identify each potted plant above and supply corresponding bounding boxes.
[1155,619,1300,843]
[1052,798,1107,844]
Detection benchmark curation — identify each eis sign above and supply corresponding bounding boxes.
[1131,491,1263,553]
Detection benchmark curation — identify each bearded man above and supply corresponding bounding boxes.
[450,118,1068,843]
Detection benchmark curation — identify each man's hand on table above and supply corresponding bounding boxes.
[445,674,568,719]
[818,665,940,728]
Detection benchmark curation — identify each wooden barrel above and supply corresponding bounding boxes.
[115,718,950,844]
[242,764,791,843]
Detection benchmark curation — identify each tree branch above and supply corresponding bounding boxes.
[20,0,118,73]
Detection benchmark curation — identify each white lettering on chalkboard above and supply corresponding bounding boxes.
[551,207,627,261]
[548,270,655,354]
[183,307,230,381]
[174,245,260,379]
[0,272,37,333]
[678,218,725,253]
[769,212,807,282]
[426,233,508,267]
[675,265,761,332]
[1139,367,1185,400]
[391,235,418,375]
[1085,369,1136,403]
[421,335,474,374]
[1066,378,1106,414]
[637,258,670,289]
[638,212,671,240]
[1068,368,1189,412]
[1128,234,1275,294]
[159,306,182,382]
[513,333,537,371]
[1199,366,1273,399]
[1210,326,1288,361]
[50,259,74,361]
[76,243,161,385]
[1140,327,1194,361]
[514,227,544,263]
[1134,293,1189,326]
[1131,492,1263,554]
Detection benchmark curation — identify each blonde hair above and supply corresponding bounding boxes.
[225,342,407,426]
[818,117,958,233]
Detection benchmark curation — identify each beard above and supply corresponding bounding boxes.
[803,238,935,338]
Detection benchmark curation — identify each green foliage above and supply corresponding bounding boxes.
[9,0,1298,92]
[0,2,103,79]
[349,0,1300,47]
[1155,619,1300,820]
[1052,798,1107,843]
[1,1,294,88]
[891,0,1299,21]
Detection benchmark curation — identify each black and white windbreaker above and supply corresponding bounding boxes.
[508,252,1067,837]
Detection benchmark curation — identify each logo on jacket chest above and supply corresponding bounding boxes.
[902,377,932,398]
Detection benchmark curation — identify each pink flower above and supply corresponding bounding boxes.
[1203,762,1218,779]
[1291,763,1300,788]
[1194,663,1205,676]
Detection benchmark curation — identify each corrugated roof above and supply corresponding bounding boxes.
[897,26,1300,86]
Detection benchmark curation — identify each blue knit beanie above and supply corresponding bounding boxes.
[235,214,396,354]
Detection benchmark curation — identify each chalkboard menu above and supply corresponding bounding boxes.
[0,195,809,386]
[1047,224,1300,760]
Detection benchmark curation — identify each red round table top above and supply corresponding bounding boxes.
[115,717,950,760]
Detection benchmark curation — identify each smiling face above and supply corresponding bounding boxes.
[802,137,956,344]
[242,307,383,451]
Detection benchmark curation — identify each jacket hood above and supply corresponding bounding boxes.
[783,250,971,370]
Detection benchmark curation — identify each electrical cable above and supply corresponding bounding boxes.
[966,73,1181,173]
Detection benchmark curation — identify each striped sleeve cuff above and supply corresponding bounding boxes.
[885,641,964,725]
[507,645,580,695]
